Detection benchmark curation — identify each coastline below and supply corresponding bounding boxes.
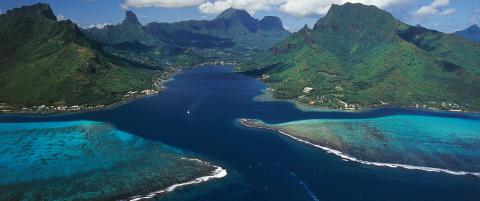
[126,158,227,201]
[0,89,161,116]
[254,87,480,115]
[239,118,480,178]
[0,64,237,116]
[0,67,181,115]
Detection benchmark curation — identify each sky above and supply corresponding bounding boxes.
[1,0,479,33]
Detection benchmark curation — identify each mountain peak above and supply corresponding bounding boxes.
[7,3,57,21]
[320,3,394,24]
[314,3,399,39]
[216,8,253,20]
[466,24,479,31]
[299,24,310,32]
[259,16,285,31]
[454,24,480,41]
[123,10,141,25]
[215,8,258,32]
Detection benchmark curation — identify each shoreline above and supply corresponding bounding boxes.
[126,158,227,201]
[0,91,161,116]
[239,118,480,178]
[0,64,237,116]
[0,67,181,116]
[253,88,480,115]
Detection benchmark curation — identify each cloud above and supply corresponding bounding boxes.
[199,0,284,14]
[415,0,455,16]
[88,23,111,29]
[120,0,407,17]
[57,14,66,21]
[470,9,480,25]
[278,0,332,17]
[121,0,205,9]
[439,8,455,16]
[280,0,406,17]
[199,0,405,16]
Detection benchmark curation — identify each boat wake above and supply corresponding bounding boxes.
[125,158,227,201]
[240,119,480,178]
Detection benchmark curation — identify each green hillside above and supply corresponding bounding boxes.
[0,3,153,108]
[148,8,291,50]
[83,8,290,66]
[83,11,156,46]
[239,3,480,111]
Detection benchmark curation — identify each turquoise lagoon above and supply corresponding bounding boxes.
[0,121,218,200]
[242,114,480,174]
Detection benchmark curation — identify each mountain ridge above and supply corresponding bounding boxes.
[239,3,480,111]
[83,8,291,67]
[143,8,290,50]
[0,3,153,107]
[454,24,480,42]
[84,10,156,45]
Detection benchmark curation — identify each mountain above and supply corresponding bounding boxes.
[239,3,480,111]
[0,3,152,107]
[454,25,480,42]
[85,11,243,66]
[83,9,290,66]
[146,8,291,50]
[83,10,156,46]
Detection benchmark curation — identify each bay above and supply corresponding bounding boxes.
[1,65,479,201]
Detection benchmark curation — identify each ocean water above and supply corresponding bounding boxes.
[0,65,479,201]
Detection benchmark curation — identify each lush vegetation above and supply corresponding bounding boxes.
[0,3,153,107]
[0,4,291,110]
[83,8,291,66]
[148,8,291,50]
[239,3,480,111]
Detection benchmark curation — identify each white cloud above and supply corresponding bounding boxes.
[120,0,407,17]
[279,0,332,17]
[440,8,455,16]
[88,23,111,29]
[279,0,405,17]
[199,0,285,14]
[415,0,454,16]
[57,14,66,21]
[121,0,205,9]
[199,0,404,16]
[470,16,479,25]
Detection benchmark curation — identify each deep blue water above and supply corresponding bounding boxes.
[1,65,479,201]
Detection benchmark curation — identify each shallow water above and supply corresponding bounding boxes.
[1,65,479,201]
[0,121,215,200]
[253,115,480,172]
